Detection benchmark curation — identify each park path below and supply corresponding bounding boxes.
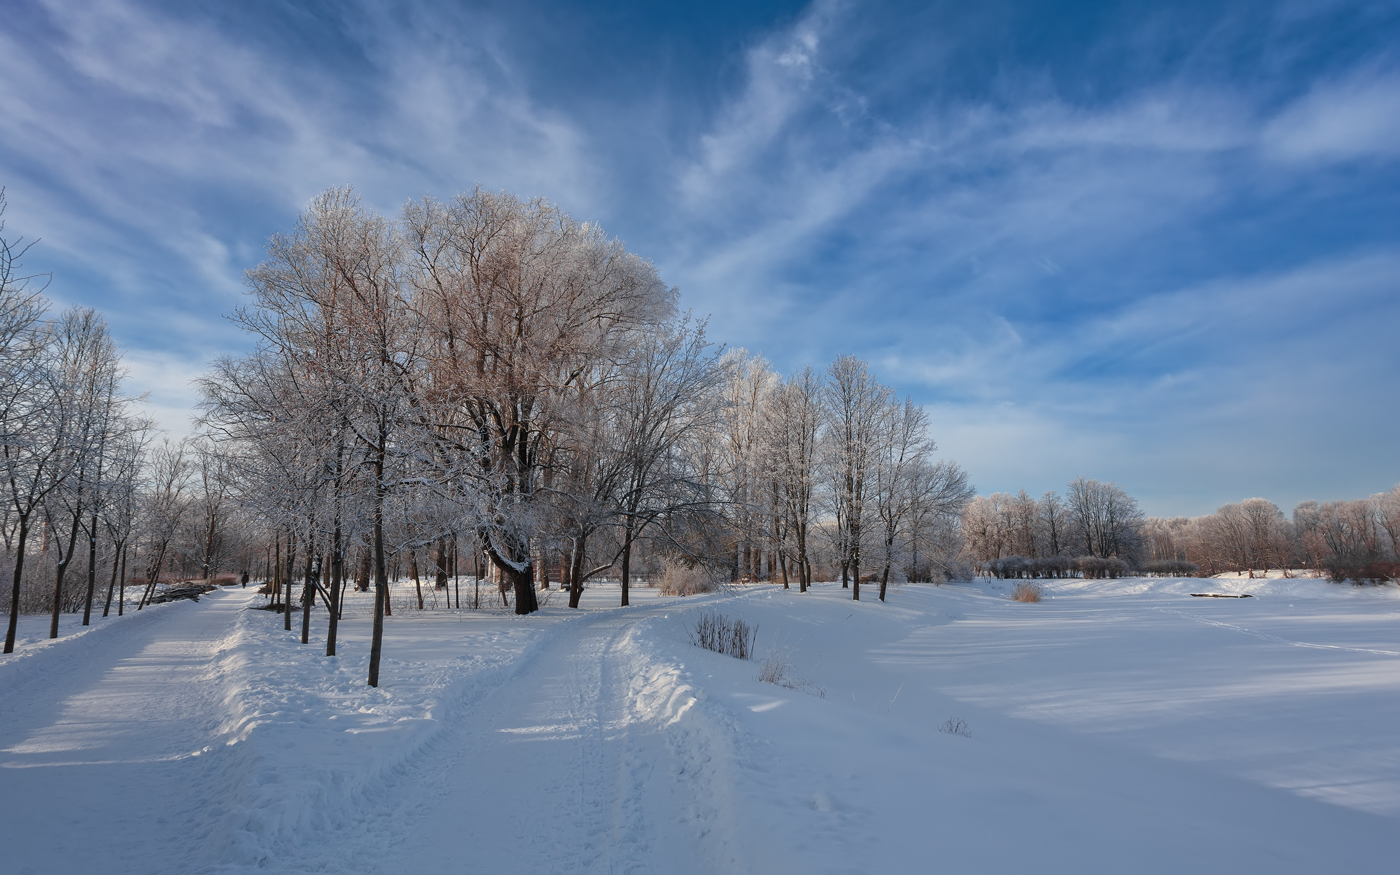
[0,588,260,875]
[283,602,745,875]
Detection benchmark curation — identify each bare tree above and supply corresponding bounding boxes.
[763,367,822,591]
[136,439,192,609]
[871,397,935,601]
[1065,477,1144,560]
[605,318,725,605]
[1,193,63,653]
[824,356,890,600]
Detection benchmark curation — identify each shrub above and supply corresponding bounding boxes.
[987,555,1076,579]
[1077,556,1130,579]
[1324,559,1400,585]
[658,561,722,596]
[939,717,971,738]
[1011,582,1042,602]
[1138,559,1202,578]
[690,612,756,660]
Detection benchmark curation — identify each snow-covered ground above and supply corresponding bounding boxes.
[2,575,1397,873]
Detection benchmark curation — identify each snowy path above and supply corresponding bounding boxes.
[0,588,259,875]
[280,603,740,874]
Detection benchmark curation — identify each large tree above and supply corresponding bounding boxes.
[404,189,672,615]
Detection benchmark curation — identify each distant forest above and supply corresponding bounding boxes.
[964,481,1400,583]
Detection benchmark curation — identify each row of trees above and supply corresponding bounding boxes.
[1142,487,1400,580]
[0,190,159,653]
[961,478,1145,568]
[962,468,1400,582]
[199,187,975,685]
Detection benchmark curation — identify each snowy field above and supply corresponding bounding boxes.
[2,575,1398,873]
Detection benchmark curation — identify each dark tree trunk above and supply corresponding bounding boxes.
[102,538,122,617]
[272,533,281,610]
[82,514,98,625]
[301,552,316,645]
[620,536,632,608]
[484,533,539,615]
[4,518,30,653]
[284,532,296,631]
[51,512,83,638]
[368,451,388,687]
[326,525,342,656]
[410,551,424,610]
[567,535,587,609]
[116,544,127,617]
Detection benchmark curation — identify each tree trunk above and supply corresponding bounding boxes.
[567,535,587,609]
[326,525,342,657]
[620,535,632,608]
[369,460,387,688]
[102,537,122,617]
[284,532,296,632]
[4,518,30,653]
[301,552,316,645]
[82,514,98,625]
[51,512,83,638]
[117,544,127,617]
[137,543,167,611]
[272,533,282,610]
[410,551,424,610]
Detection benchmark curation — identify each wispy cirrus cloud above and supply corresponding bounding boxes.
[0,0,1396,514]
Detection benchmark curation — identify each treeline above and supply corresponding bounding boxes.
[0,190,166,653]
[962,473,1400,583]
[198,187,975,685]
[1142,490,1400,582]
[961,478,1146,574]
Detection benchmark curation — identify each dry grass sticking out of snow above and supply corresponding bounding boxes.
[1011,582,1043,602]
[757,651,826,697]
[658,562,724,596]
[690,611,756,660]
[939,717,972,737]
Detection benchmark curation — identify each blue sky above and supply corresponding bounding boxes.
[2,0,1398,517]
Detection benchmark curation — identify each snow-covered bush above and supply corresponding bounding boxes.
[1077,556,1130,579]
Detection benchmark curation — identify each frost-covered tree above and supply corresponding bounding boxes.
[763,367,822,591]
[823,356,890,600]
[405,189,673,616]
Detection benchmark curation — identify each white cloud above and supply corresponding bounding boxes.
[1264,68,1400,162]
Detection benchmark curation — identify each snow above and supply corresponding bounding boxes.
[2,576,1398,873]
